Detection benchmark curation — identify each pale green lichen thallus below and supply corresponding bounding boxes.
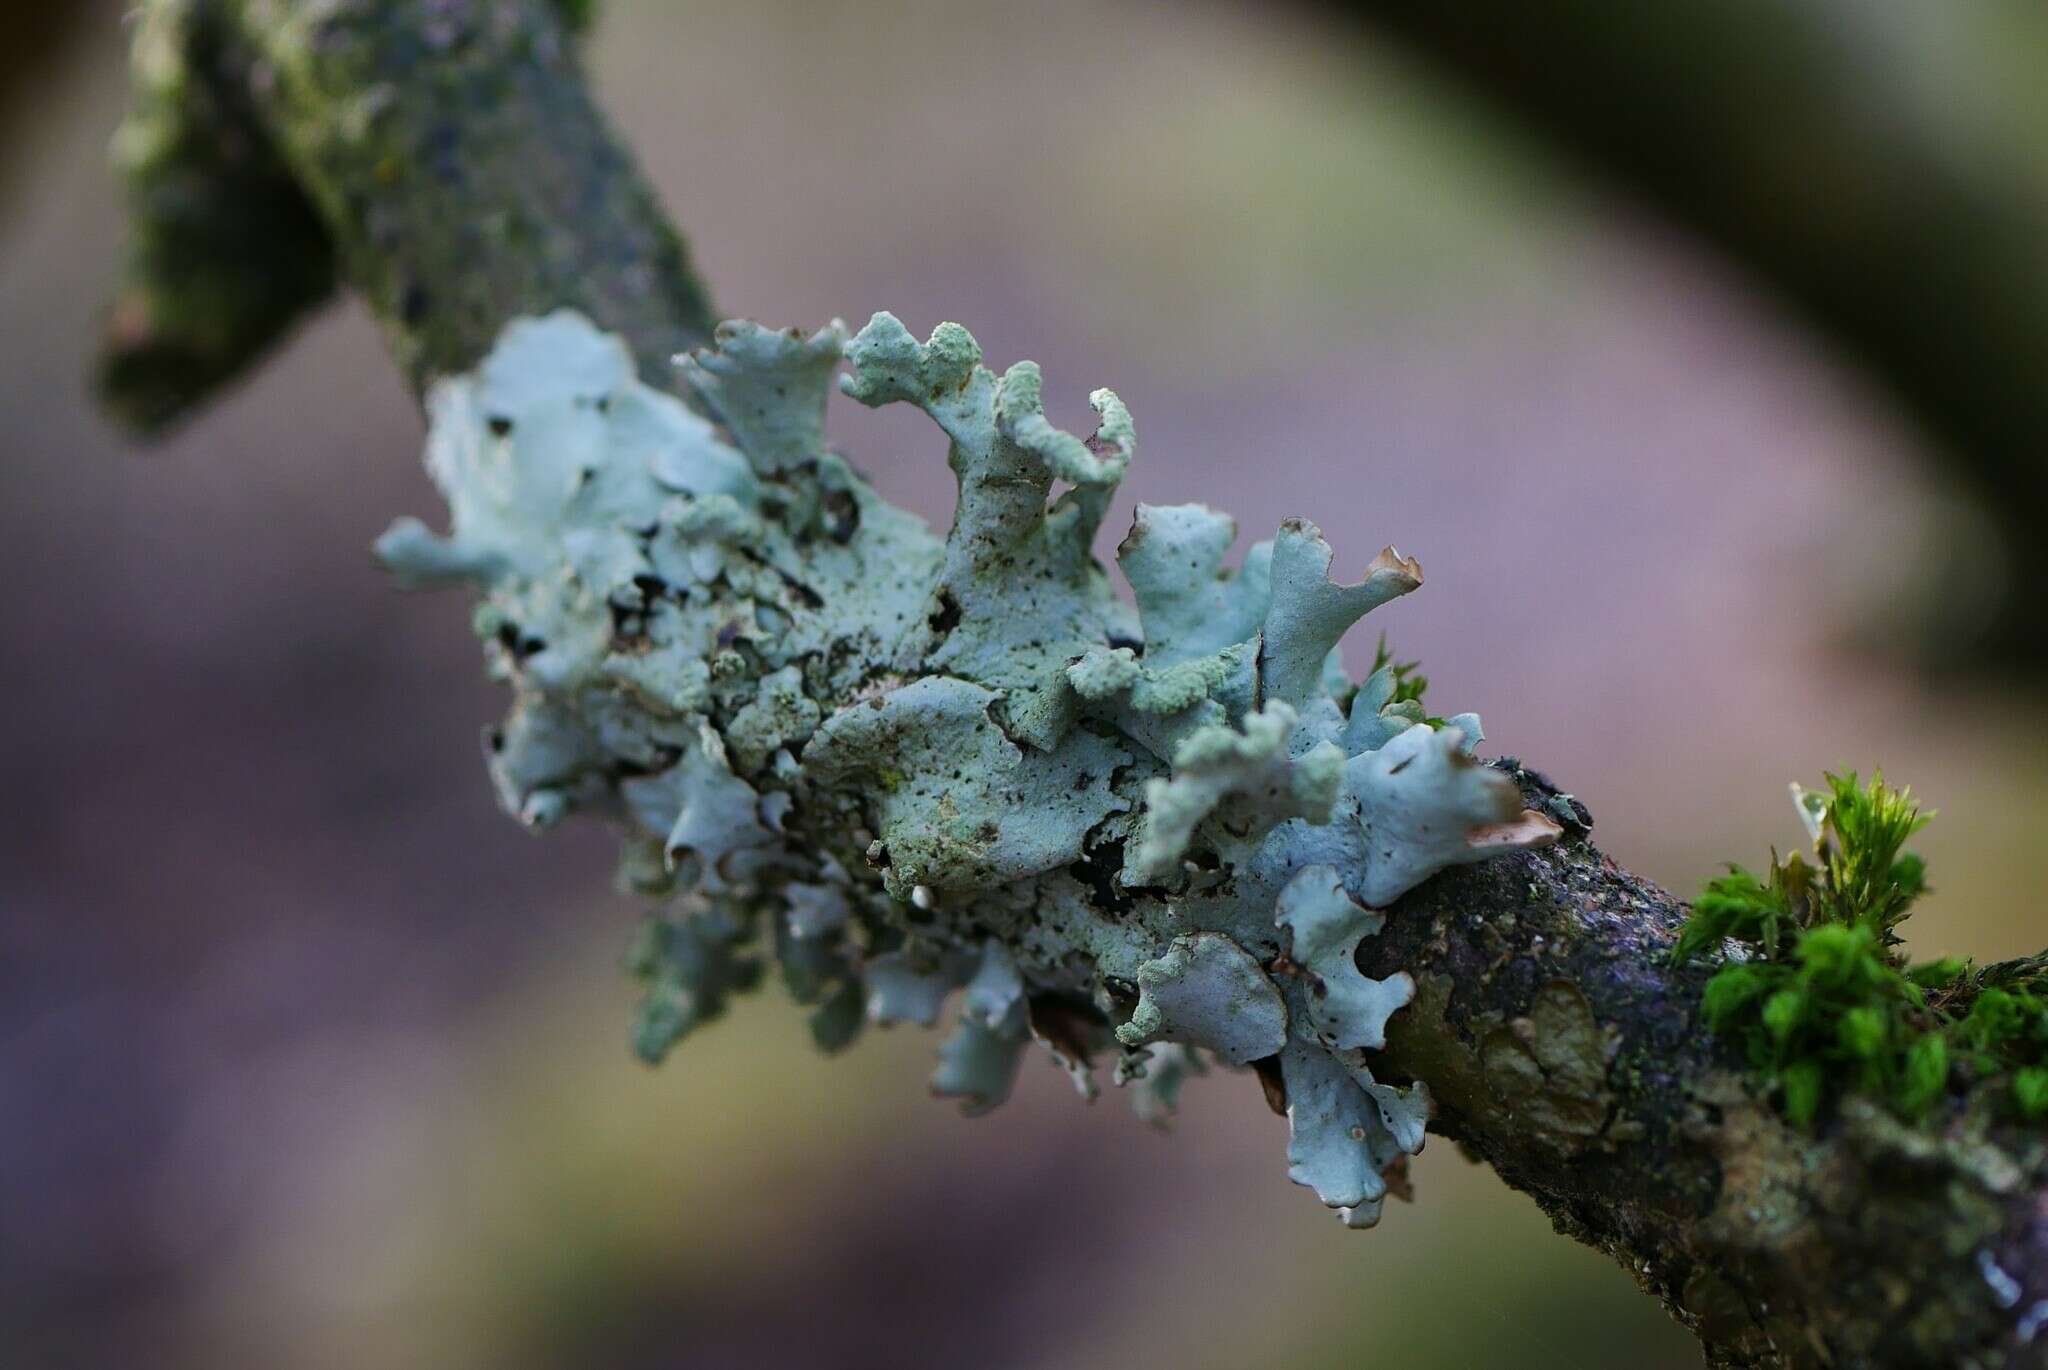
[377,311,1563,1226]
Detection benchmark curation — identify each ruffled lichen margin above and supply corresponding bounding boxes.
[378,309,1563,1226]
[99,3,2048,1364]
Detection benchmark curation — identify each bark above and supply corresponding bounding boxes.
[99,0,711,430]
[97,4,2048,1365]
[1379,768,2048,1367]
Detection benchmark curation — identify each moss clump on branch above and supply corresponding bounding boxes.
[1676,772,2048,1127]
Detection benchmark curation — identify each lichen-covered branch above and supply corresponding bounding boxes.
[377,307,1562,1233]
[381,305,2048,1369]
[99,5,2048,1366]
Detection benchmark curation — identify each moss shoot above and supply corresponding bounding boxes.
[1675,771,2048,1127]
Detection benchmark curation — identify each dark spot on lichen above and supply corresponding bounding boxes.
[821,487,860,543]
[1070,836,1135,917]
[928,589,961,635]
[611,745,682,779]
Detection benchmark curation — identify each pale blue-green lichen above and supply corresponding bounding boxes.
[1277,865,1415,1052]
[381,309,1562,1226]
[932,941,1032,1115]
[1116,932,1290,1066]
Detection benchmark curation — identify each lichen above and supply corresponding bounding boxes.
[1275,866,1414,1052]
[1116,932,1289,1065]
[383,308,1564,1225]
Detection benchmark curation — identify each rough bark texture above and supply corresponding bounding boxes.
[98,4,2048,1366]
[1380,769,2048,1367]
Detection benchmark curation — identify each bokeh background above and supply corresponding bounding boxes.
[6,2,2046,1367]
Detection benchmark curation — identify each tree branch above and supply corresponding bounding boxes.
[1381,787,2048,1367]
[99,5,2048,1366]
[100,0,712,430]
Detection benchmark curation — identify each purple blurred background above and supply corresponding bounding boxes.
[4,3,2042,1367]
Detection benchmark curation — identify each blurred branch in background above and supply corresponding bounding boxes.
[1322,0,2048,672]
[97,0,707,432]
[97,0,339,431]
[0,7,100,198]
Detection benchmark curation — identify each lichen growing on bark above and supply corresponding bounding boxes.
[380,309,1562,1224]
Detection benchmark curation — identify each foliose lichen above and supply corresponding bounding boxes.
[380,309,1564,1224]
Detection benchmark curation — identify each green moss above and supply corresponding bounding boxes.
[2015,1066,2048,1120]
[1676,771,2048,1127]
[1367,633,1444,727]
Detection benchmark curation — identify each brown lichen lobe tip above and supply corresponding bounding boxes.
[1469,808,1565,856]
[1368,545,1423,588]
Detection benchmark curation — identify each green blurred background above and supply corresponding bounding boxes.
[5,2,2046,1367]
